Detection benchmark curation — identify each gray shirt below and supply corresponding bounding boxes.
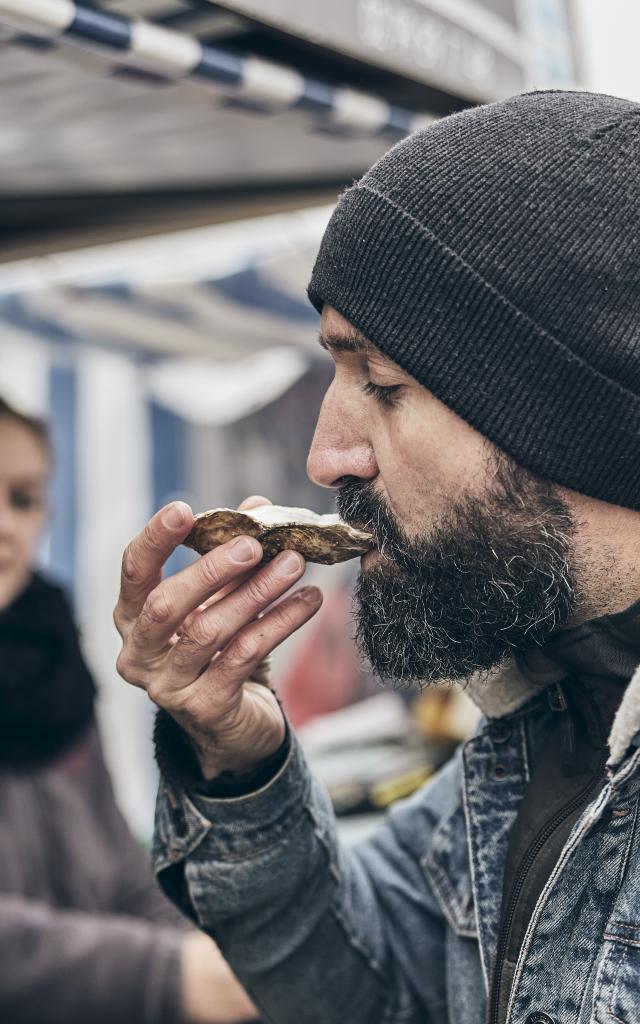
[0,722,188,1024]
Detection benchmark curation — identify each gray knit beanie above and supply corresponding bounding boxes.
[308,90,640,511]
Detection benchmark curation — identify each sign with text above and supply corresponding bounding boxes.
[209,0,574,103]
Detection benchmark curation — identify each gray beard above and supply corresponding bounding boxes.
[337,459,579,686]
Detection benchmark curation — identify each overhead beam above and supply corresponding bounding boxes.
[0,0,432,138]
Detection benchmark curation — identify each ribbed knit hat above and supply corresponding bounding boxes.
[308,91,640,510]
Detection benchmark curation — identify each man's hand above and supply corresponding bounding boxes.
[114,496,322,779]
[182,931,259,1023]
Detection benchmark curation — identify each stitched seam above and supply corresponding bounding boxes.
[462,744,490,995]
[328,901,388,976]
[613,801,639,892]
[422,853,477,939]
[423,856,475,937]
[518,718,531,786]
[604,936,640,949]
[356,182,640,404]
[578,940,603,1023]
[608,944,628,1024]
[302,799,389,983]
[593,945,613,1024]
[187,803,308,862]
[612,750,640,794]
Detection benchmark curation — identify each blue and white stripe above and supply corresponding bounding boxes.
[0,0,432,137]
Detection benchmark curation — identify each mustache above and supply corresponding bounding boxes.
[337,478,383,535]
[336,478,406,560]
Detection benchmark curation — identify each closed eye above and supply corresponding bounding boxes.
[361,381,403,407]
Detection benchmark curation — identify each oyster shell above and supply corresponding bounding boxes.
[184,505,374,565]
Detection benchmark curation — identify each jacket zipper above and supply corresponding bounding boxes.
[487,683,607,1024]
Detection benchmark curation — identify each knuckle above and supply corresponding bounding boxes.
[197,554,223,590]
[121,546,142,583]
[272,601,298,632]
[113,604,125,634]
[143,588,172,626]
[244,571,275,607]
[115,651,128,678]
[146,680,166,708]
[116,649,135,682]
[179,617,217,655]
[228,631,259,665]
[143,522,163,552]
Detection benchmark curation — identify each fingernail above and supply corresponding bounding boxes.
[162,505,185,530]
[230,536,258,563]
[297,586,321,604]
[279,551,303,575]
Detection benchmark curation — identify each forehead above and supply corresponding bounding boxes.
[318,306,389,360]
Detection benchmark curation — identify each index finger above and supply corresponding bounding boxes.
[193,495,273,611]
[115,501,193,632]
[140,496,273,638]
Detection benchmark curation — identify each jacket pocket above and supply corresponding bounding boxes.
[593,923,640,1023]
[422,800,477,939]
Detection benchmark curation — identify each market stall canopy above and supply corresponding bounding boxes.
[0,0,576,257]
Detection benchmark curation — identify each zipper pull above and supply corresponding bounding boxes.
[548,682,577,771]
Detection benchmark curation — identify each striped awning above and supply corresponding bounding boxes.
[0,0,431,138]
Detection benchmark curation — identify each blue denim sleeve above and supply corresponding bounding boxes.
[153,733,460,1024]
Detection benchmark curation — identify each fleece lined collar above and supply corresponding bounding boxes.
[464,598,640,765]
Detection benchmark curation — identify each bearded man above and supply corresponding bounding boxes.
[115,91,640,1024]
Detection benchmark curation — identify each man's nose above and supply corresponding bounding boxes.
[307,390,377,489]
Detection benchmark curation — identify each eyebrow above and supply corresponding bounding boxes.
[317,329,377,355]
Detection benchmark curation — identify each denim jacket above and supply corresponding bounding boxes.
[153,604,640,1024]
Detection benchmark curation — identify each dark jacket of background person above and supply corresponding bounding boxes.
[0,574,189,1024]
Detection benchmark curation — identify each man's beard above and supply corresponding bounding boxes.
[336,456,580,686]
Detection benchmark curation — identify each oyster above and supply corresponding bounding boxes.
[184,505,374,565]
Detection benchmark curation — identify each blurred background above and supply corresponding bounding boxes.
[0,0,636,842]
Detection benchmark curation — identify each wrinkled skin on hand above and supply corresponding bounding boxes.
[114,496,323,779]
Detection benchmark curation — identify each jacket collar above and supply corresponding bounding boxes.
[464,598,640,763]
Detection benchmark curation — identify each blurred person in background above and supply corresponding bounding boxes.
[116,91,640,1024]
[0,396,257,1024]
